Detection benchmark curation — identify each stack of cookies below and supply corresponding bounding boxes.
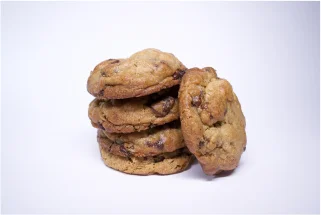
[87,48,247,176]
[87,49,194,175]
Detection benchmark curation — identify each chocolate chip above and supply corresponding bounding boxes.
[115,139,124,145]
[110,60,120,64]
[119,145,131,157]
[98,89,104,97]
[156,138,165,150]
[192,96,201,107]
[213,121,223,127]
[243,146,246,152]
[97,122,105,130]
[173,69,186,80]
[162,97,175,114]
[101,71,106,77]
[145,138,164,150]
[199,141,205,148]
[151,96,175,117]
[153,156,165,163]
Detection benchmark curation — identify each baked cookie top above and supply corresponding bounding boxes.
[87,48,186,99]
[88,87,179,133]
[97,121,185,157]
[179,67,247,175]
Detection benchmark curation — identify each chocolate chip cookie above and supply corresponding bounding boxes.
[88,87,179,133]
[97,121,184,157]
[87,48,186,99]
[99,145,193,175]
[179,67,247,175]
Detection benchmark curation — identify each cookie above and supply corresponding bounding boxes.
[99,146,193,175]
[88,87,179,133]
[97,121,184,157]
[87,48,186,99]
[179,67,247,175]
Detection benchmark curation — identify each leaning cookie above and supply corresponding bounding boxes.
[89,87,179,133]
[99,146,193,175]
[97,121,184,157]
[87,48,186,99]
[179,67,247,175]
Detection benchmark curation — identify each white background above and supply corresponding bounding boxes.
[1,2,320,214]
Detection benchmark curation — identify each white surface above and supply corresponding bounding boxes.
[1,2,320,214]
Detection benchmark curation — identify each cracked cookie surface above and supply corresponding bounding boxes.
[99,146,193,175]
[179,67,247,175]
[97,121,185,157]
[89,87,179,133]
[87,48,186,99]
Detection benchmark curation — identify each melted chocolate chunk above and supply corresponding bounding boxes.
[145,138,165,150]
[151,96,175,117]
[155,139,165,150]
[192,96,202,107]
[173,69,186,80]
[162,97,175,114]
[119,145,131,157]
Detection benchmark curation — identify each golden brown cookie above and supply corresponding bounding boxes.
[87,48,186,99]
[88,88,179,133]
[97,121,185,157]
[99,146,193,175]
[179,67,247,175]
